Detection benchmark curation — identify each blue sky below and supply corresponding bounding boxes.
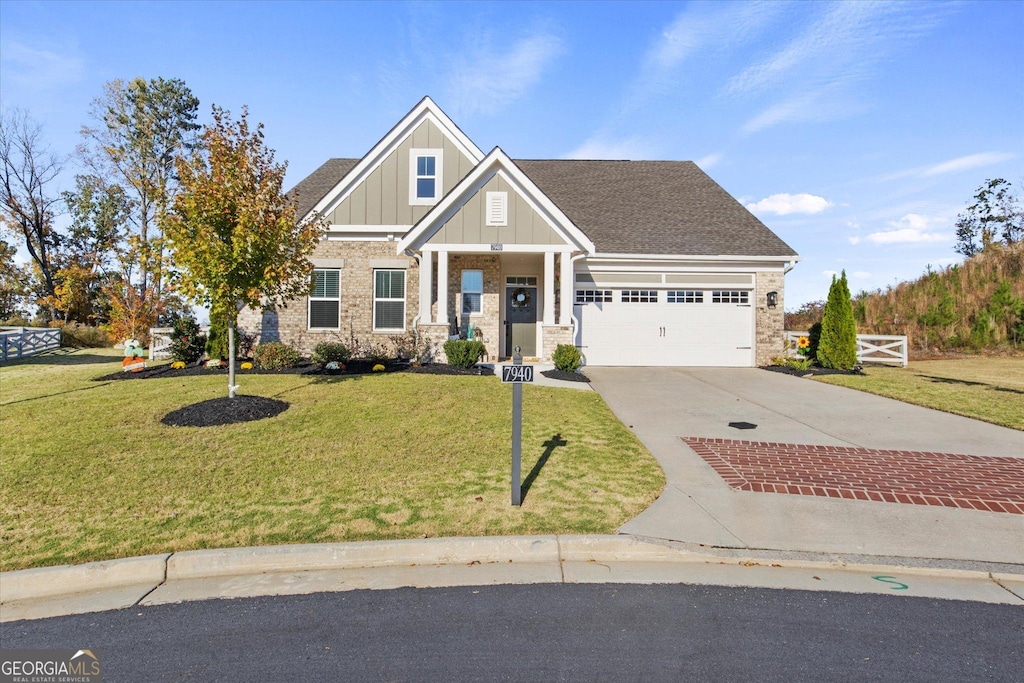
[2,0,1021,309]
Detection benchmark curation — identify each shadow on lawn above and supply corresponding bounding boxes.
[921,374,1024,396]
[521,433,567,502]
[0,381,113,407]
[2,348,120,367]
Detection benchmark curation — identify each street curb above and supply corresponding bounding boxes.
[0,553,170,602]
[2,535,1021,614]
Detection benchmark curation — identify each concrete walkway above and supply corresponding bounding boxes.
[586,367,1024,565]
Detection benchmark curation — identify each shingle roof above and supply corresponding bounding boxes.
[295,157,797,258]
[515,160,797,257]
[290,158,359,220]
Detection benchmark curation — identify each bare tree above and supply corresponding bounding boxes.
[0,109,65,320]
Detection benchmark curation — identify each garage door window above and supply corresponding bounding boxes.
[712,290,749,304]
[576,289,612,303]
[667,290,703,304]
[622,290,658,303]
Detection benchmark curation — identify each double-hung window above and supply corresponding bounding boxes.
[462,270,483,315]
[409,148,443,205]
[373,269,406,331]
[309,269,340,329]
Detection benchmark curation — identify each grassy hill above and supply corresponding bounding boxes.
[787,244,1024,355]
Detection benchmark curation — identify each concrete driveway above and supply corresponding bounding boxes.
[587,367,1024,566]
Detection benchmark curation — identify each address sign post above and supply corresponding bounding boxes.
[501,346,534,506]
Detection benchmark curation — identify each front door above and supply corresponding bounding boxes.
[505,286,537,356]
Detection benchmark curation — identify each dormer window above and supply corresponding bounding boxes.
[409,148,443,205]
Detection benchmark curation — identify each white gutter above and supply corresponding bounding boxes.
[588,253,803,263]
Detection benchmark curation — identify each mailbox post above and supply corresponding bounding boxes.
[501,346,534,506]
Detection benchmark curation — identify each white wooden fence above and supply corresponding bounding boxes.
[785,330,908,367]
[0,327,61,361]
[148,326,210,360]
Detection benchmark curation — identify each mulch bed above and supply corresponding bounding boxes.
[541,369,590,383]
[96,359,496,381]
[161,395,290,427]
[762,365,864,378]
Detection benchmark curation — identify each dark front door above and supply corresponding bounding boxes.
[505,286,537,356]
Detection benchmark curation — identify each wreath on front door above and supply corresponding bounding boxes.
[510,287,532,309]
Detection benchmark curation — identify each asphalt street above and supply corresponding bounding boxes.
[2,584,1021,682]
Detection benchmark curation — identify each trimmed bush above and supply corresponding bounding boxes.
[253,342,301,369]
[205,314,229,360]
[443,339,485,368]
[169,317,206,364]
[807,321,822,364]
[311,342,351,367]
[818,271,858,370]
[59,324,111,348]
[552,343,582,372]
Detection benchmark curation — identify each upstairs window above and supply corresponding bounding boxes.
[409,148,443,205]
[309,269,340,330]
[374,269,406,331]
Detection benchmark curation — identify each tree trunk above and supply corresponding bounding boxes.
[228,317,237,399]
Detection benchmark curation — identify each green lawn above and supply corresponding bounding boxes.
[811,358,1024,431]
[0,349,664,571]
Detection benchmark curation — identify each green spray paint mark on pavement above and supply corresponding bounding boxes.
[873,575,909,590]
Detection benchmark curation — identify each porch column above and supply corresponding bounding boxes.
[559,252,573,325]
[543,251,555,325]
[436,250,449,327]
[419,251,433,324]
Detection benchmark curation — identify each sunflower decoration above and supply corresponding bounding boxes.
[797,336,811,356]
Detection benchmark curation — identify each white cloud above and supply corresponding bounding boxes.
[822,270,839,278]
[563,135,654,160]
[921,152,1017,177]
[852,271,872,279]
[0,41,85,92]
[445,31,563,116]
[695,153,722,169]
[848,236,862,245]
[746,193,833,216]
[879,151,1017,181]
[864,213,949,244]
[729,2,949,133]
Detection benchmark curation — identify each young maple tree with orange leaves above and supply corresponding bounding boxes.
[166,105,326,397]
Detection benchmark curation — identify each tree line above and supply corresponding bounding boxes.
[0,78,322,353]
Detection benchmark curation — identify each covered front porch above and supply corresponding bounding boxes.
[415,246,576,362]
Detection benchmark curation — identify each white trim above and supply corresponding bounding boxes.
[422,243,575,254]
[309,97,485,221]
[543,251,555,325]
[409,148,444,206]
[328,225,411,233]
[589,253,802,263]
[436,250,449,326]
[397,147,596,254]
[419,251,433,324]
[559,253,573,326]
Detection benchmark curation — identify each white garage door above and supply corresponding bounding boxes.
[573,288,754,367]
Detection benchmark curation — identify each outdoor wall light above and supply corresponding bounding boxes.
[767,291,778,308]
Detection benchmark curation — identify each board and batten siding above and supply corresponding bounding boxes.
[427,173,566,246]
[328,119,476,226]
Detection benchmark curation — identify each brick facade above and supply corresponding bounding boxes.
[541,324,574,362]
[238,240,419,356]
[754,270,785,366]
[447,255,502,361]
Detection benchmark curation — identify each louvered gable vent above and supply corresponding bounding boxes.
[486,191,507,227]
